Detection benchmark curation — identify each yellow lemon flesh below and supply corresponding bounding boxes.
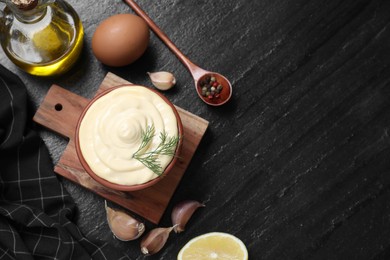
[177,232,248,260]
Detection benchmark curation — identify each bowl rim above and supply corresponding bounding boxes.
[74,84,184,192]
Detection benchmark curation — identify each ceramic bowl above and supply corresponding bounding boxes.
[75,84,183,191]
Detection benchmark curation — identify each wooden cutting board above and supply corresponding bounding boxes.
[33,72,209,224]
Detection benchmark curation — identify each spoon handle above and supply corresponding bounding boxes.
[123,0,206,79]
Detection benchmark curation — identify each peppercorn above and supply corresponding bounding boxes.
[199,76,224,100]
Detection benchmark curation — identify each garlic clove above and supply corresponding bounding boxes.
[171,200,205,233]
[140,226,176,255]
[147,71,176,90]
[105,201,145,241]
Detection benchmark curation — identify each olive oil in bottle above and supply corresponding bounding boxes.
[0,0,84,76]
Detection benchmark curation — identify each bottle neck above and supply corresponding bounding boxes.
[5,0,54,23]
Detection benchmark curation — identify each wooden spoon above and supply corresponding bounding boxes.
[123,0,232,106]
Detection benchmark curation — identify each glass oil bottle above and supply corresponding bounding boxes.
[0,0,84,76]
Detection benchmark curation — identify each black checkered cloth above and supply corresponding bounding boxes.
[0,65,129,259]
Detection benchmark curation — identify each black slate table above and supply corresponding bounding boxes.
[1,0,390,259]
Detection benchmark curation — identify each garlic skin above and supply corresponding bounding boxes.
[147,71,176,90]
[171,200,205,233]
[140,226,176,255]
[105,201,145,241]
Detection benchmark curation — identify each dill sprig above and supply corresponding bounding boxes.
[132,124,180,176]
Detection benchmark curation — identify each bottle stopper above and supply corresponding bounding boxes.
[11,0,38,10]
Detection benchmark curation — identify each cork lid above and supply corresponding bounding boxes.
[12,0,38,10]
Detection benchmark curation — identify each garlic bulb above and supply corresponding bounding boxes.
[105,201,145,241]
[140,226,176,255]
[171,200,205,233]
[147,71,176,90]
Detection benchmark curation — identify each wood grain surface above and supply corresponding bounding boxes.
[2,0,390,259]
[33,73,209,224]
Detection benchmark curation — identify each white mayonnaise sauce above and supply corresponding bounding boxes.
[78,86,178,185]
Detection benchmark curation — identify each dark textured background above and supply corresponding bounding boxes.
[1,0,390,259]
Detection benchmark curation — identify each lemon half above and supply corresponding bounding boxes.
[178,232,248,260]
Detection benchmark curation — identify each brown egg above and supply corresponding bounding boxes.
[92,14,149,67]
